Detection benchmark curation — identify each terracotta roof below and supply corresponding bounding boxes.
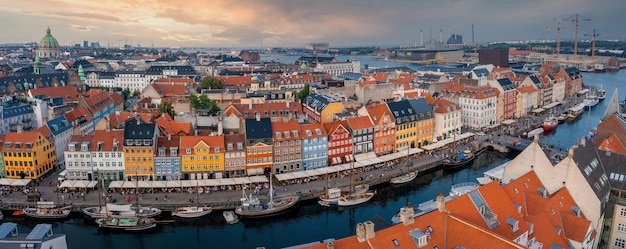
[271,119,301,141]
[441,83,498,99]
[91,130,124,151]
[151,83,188,97]
[180,136,225,150]
[35,125,53,139]
[509,50,533,56]
[516,85,537,93]
[596,115,626,148]
[66,134,94,151]
[365,102,394,124]
[29,85,80,102]
[323,120,349,137]
[227,102,303,119]
[492,67,512,72]
[223,134,245,152]
[346,116,374,130]
[64,106,92,123]
[109,92,124,106]
[156,136,181,155]
[154,113,192,136]
[2,131,43,152]
[118,112,154,124]
[83,90,114,114]
[216,76,252,86]
[597,133,626,154]
[431,98,461,114]
[300,123,327,139]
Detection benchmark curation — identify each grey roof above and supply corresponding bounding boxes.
[245,117,273,140]
[124,117,156,141]
[25,224,52,240]
[304,93,340,113]
[386,99,418,125]
[97,71,115,79]
[116,71,144,75]
[369,66,415,73]
[46,116,72,136]
[337,72,362,81]
[0,222,17,238]
[573,142,611,202]
[529,75,543,89]
[0,73,68,95]
[145,65,196,75]
[472,68,489,78]
[564,67,580,79]
[407,98,433,121]
[496,78,516,91]
[1,101,34,119]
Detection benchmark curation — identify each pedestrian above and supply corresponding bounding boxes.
[61,194,65,201]
[81,192,85,201]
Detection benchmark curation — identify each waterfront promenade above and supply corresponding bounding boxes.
[0,155,442,213]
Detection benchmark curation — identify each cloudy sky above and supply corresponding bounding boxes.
[1,0,624,48]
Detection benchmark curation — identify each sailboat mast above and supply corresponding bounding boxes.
[269,173,273,204]
[135,173,139,217]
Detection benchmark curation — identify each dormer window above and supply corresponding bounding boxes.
[126,139,134,146]
[409,229,428,248]
[170,147,177,156]
[143,139,151,146]
[186,148,192,154]
[15,142,22,150]
[227,143,233,151]
[159,148,166,157]
[237,142,243,150]
[215,148,220,153]
[284,131,290,138]
[506,217,519,232]
[275,132,281,139]
[293,130,298,137]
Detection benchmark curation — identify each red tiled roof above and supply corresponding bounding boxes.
[517,85,537,93]
[64,106,92,123]
[118,112,154,124]
[597,133,626,154]
[151,83,188,97]
[91,130,124,151]
[154,113,192,136]
[431,98,461,113]
[227,102,303,119]
[180,135,225,149]
[596,115,626,148]
[29,85,80,102]
[365,102,394,124]
[83,90,114,114]
[2,131,44,152]
[300,123,327,139]
[346,116,373,130]
[271,119,301,141]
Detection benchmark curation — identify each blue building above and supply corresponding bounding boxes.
[0,99,36,136]
[155,135,181,181]
[46,116,73,167]
[300,123,328,171]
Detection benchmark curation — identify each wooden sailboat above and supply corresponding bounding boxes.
[235,173,299,218]
[172,180,212,218]
[390,148,418,184]
[442,133,475,170]
[96,175,157,231]
[83,178,161,219]
[23,180,71,221]
[337,162,375,207]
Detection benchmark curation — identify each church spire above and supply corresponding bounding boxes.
[602,88,621,120]
[46,26,51,35]
[33,53,43,75]
[78,64,85,81]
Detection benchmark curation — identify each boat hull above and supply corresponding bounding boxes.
[23,207,71,221]
[222,211,240,224]
[172,207,212,218]
[96,217,157,232]
[82,206,162,219]
[235,196,299,218]
[390,171,418,184]
[337,192,375,207]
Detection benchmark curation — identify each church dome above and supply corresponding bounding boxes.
[39,27,59,49]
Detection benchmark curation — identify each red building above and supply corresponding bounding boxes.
[323,120,353,166]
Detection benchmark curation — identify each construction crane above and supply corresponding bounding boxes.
[584,29,614,60]
[547,21,566,56]
[569,14,591,61]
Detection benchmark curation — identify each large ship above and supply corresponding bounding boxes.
[583,94,599,110]
[567,103,585,120]
[235,174,299,218]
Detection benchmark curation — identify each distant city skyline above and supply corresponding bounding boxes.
[1,0,624,48]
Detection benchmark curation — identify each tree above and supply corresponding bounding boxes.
[296,84,310,103]
[189,94,221,115]
[132,90,140,97]
[158,101,176,118]
[122,88,131,100]
[199,76,223,91]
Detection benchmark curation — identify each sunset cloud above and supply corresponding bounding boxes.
[0,0,622,47]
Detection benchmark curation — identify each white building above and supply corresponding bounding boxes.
[85,72,115,89]
[440,84,498,130]
[115,71,148,93]
[65,136,94,180]
[314,61,360,76]
[431,98,462,140]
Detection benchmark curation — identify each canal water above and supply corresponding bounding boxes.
[4,56,626,249]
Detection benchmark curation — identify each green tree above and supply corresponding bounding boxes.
[199,76,223,91]
[132,90,141,97]
[158,101,176,118]
[296,84,310,103]
[122,88,131,100]
[189,94,221,115]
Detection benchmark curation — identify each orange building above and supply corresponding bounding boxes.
[364,102,396,156]
[244,117,273,175]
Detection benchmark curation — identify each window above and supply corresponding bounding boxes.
[616,238,626,249]
[621,208,626,217]
[619,223,626,233]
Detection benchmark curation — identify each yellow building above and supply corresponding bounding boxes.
[123,117,158,181]
[303,93,343,123]
[388,98,434,150]
[180,136,225,180]
[1,131,57,179]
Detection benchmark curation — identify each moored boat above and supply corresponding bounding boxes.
[23,202,72,221]
[542,115,558,132]
[390,171,418,184]
[235,193,299,218]
[95,217,157,232]
[223,211,239,224]
[442,150,475,170]
[336,191,375,207]
[172,206,212,219]
[597,86,606,101]
[567,103,585,120]
[82,204,162,219]
[556,113,568,123]
[583,94,599,110]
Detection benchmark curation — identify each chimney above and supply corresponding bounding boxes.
[249,101,252,109]
[436,192,446,212]
[256,113,260,122]
[286,100,290,108]
[17,124,22,134]
[326,241,334,249]
[400,206,415,225]
[356,223,366,242]
[168,133,172,141]
[580,138,586,146]
[364,221,375,239]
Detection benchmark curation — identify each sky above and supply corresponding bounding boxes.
[1,0,624,48]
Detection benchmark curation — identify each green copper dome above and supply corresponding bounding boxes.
[39,27,59,49]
